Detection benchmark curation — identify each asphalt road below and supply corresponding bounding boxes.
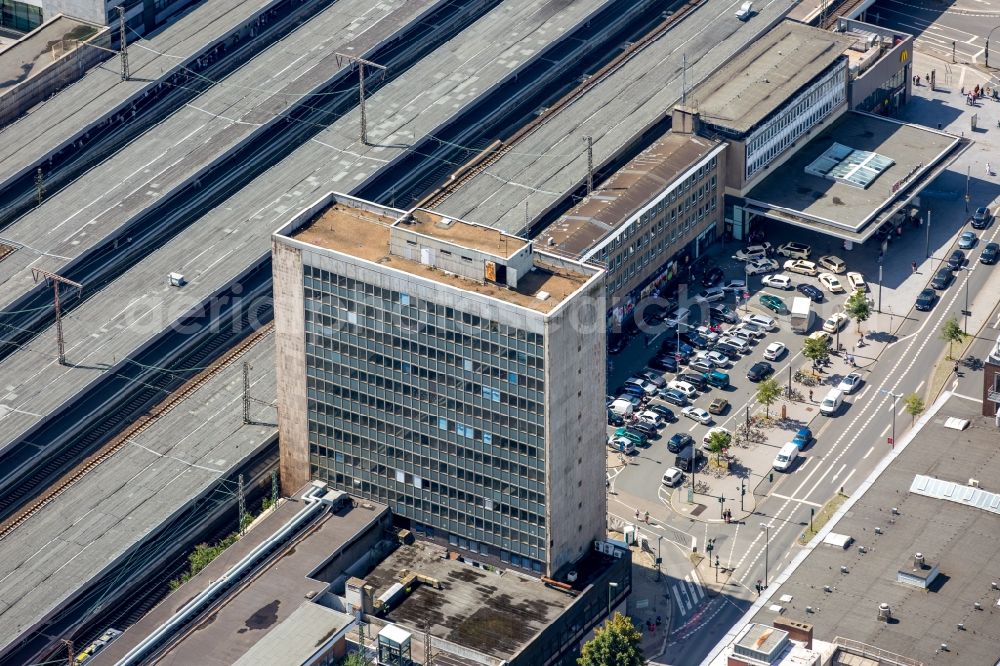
[606,87,1000,666]
[867,0,1000,66]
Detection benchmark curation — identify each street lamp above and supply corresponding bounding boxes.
[986,26,1000,68]
[878,388,902,449]
[957,266,972,333]
[966,165,971,213]
[877,262,883,314]
[759,523,770,589]
[607,581,619,617]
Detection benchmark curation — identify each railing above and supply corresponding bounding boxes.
[832,637,924,666]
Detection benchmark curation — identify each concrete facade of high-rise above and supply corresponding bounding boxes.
[272,193,607,577]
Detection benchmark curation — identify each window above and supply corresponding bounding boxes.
[1,0,42,31]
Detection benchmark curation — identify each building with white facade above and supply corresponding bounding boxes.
[272,193,608,577]
[2,0,198,37]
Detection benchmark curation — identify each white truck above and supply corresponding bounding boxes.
[790,297,813,334]
[735,1,753,20]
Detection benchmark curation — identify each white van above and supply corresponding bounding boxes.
[610,399,634,417]
[773,442,799,472]
[820,389,844,416]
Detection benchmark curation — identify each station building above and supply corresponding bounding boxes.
[272,193,608,578]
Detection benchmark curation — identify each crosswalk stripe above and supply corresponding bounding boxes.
[683,575,702,604]
[675,582,691,614]
[685,574,705,601]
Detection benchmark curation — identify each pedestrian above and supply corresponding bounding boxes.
[809,389,813,402]
[644,510,650,524]
[635,507,640,521]
[988,162,993,176]
[911,261,917,273]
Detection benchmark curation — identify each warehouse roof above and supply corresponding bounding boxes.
[682,20,852,135]
[539,132,723,258]
[749,394,1000,665]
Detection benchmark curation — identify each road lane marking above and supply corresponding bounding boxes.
[840,468,857,489]
[832,463,846,481]
[862,445,874,460]
[952,392,983,402]
[769,493,822,507]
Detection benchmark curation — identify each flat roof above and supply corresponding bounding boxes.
[405,208,528,258]
[539,132,722,258]
[96,492,388,666]
[744,112,963,241]
[749,394,1000,665]
[0,16,104,96]
[684,21,852,135]
[232,603,353,666]
[363,540,574,660]
[431,0,782,235]
[290,202,594,314]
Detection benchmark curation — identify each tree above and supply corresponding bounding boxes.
[903,393,925,425]
[705,429,732,464]
[802,336,830,368]
[578,612,644,666]
[340,653,367,666]
[844,289,872,334]
[756,378,781,418]
[940,317,966,360]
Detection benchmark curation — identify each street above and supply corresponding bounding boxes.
[606,4,1000,660]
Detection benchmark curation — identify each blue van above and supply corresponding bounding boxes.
[706,370,730,389]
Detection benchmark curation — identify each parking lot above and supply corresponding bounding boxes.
[603,223,938,526]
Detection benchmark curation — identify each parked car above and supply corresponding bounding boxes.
[807,330,831,347]
[763,341,786,360]
[759,293,789,314]
[667,432,694,453]
[972,206,992,229]
[608,436,637,455]
[959,231,977,249]
[791,427,812,450]
[625,377,658,396]
[682,406,713,425]
[735,0,753,20]
[648,404,675,422]
[695,287,726,303]
[708,397,729,415]
[689,359,715,374]
[914,288,937,311]
[742,313,776,330]
[817,255,847,274]
[732,243,772,261]
[731,322,766,338]
[931,267,953,290]
[846,271,867,292]
[695,325,720,343]
[660,388,688,406]
[762,273,793,289]
[705,350,730,367]
[702,267,725,287]
[746,361,774,382]
[709,304,739,324]
[721,279,747,294]
[649,355,679,372]
[823,312,849,333]
[837,372,863,394]
[608,335,628,355]
[711,342,742,360]
[818,273,845,293]
[640,370,667,388]
[777,242,811,259]
[629,421,658,440]
[718,336,751,353]
[875,221,895,242]
[614,427,646,446]
[705,370,730,388]
[682,331,711,349]
[662,466,685,487]
[678,373,709,391]
[981,242,999,265]
[948,249,965,270]
[796,283,824,303]
[746,257,779,275]
[784,259,818,276]
[668,379,698,397]
[608,410,625,426]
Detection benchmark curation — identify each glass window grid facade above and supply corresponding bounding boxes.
[1,0,41,32]
[596,158,720,297]
[301,265,548,572]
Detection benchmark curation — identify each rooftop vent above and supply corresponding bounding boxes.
[897,552,939,588]
[536,291,550,301]
[436,217,454,228]
[878,602,891,622]
[914,552,924,567]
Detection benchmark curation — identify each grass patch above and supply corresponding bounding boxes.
[797,492,848,545]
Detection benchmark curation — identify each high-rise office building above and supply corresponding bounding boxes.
[272,193,607,577]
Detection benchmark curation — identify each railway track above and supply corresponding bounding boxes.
[418,0,707,210]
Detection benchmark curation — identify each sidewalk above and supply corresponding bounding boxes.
[666,342,883,524]
[611,532,675,658]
